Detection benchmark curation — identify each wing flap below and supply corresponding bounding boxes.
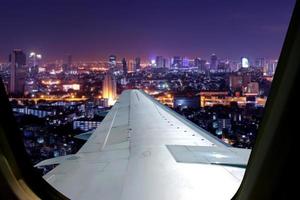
[167,145,250,168]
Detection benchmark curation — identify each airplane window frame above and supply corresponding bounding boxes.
[1,1,299,199]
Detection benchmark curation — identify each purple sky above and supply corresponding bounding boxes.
[0,0,295,62]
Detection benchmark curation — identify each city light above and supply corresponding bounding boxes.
[241,57,250,68]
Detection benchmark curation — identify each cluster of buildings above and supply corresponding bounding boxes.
[0,49,278,171]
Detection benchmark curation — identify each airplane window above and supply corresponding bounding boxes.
[0,0,295,199]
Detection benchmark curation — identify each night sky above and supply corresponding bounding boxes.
[0,0,295,62]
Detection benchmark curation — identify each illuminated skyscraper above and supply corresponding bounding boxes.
[28,52,42,77]
[241,57,250,68]
[210,53,218,71]
[109,55,117,68]
[182,57,189,68]
[171,56,182,68]
[9,49,27,95]
[102,72,117,106]
[128,60,135,72]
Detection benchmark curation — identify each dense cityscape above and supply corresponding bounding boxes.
[0,50,276,173]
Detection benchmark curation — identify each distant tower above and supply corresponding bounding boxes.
[102,72,117,106]
[9,49,27,95]
[135,57,141,70]
[29,52,42,77]
[109,55,117,68]
[182,57,189,68]
[241,57,250,68]
[255,58,265,68]
[195,58,206,72]
[163,58,170,68]
[128,60,135,72]
[171,56,182,68]
[63,54,73,73]
[156,56,164,68]
[210,54,218,71]
[122,58,127,75]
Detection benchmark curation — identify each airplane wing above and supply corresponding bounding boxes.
[37,89,250,200]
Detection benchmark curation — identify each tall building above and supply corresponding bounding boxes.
[135,57,141,70]
[255,58,265,68]
[128,60,135,72]
[63,55,73,73]
[210,53,218,71]
[194,58,201,68]
[164,58,170,68]
[182,57,189,68]
[28,52,42,77]
[9,49,27,95]
[266,60,278,76]
[230,61,240,72]
[171,56,182,68]
[122,58,127,75]
[241,57,250,68]
[109,55,117,68]
[156,56,164,68]
[102,72,117,106]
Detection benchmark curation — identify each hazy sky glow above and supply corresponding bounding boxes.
[0,0,295,62]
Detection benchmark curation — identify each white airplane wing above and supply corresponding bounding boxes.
[37,89,250,200]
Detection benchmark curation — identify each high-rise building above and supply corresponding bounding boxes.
[63,55,73,73]
[241,57,250,68]
[122,58,127,75]
[156,56,164,68]
[194,58,206,71]
[109,55,117,68]
[194,58,201,68]
[28,52,42,77]
[135,57,141,70]
[163,58,170,68]
[255,58,265,68]
[182,57,189,68]
[266,60,278,76]
[210,53,218,71]
[102,72,117,106]
[9,49,27,95]
[128,60,135,72]
[171,56,182,68]
[230,61,240,72]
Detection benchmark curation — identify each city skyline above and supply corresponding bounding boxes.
[0,49,282,64]
[0,0,294,62]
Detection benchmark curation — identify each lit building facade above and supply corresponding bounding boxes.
[102,72,117,106]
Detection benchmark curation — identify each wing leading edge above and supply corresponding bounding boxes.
[37,89,250,200]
